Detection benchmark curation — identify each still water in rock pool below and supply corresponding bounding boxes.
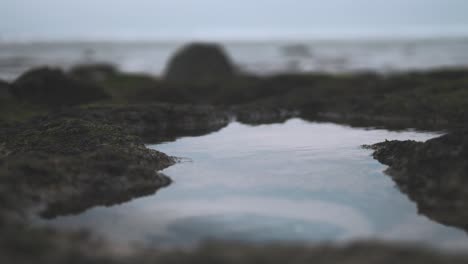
[37,119,468,250]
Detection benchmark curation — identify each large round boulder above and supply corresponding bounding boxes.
[11,67,109,107]
[164,43,235,84]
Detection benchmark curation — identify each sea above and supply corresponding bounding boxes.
[1,37,468,81]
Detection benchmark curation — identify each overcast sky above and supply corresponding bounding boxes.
[1,0,468,40]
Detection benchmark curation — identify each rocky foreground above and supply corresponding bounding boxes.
[0,117,175,220]
[2,237,468,264]
[5,110,467,264]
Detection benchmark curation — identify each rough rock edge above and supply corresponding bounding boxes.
[366,131,468,232]
[0,117,176,219]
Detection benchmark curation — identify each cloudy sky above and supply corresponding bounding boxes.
[1,0,468,40]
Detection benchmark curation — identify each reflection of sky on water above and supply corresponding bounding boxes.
[39,119,468,250]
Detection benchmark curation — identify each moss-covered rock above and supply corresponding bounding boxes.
[164,43,235,84]
[0,117,175,218]
[51,104,231,143]
[3,118,140,155]
[10,67,109,107]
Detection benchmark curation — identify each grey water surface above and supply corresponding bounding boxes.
[38,119,468,250]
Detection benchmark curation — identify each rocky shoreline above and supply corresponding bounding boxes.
[0,102,296,222]
[2,43,468,262]
[0,117,175,220]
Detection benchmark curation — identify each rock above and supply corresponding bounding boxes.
[48,103,231,143]
[233,106,299,125]
[11,67,109,107]
[0,102,232,220]
[0,80,11,99]
[368,131,468,232]
[69,63,118,83]
[0,117,175,218]
[164,43,235,84]
[1,152,173,219]
[1,232,468,264]
[369,140,423,168]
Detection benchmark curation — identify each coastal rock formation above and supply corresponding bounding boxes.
[164,43,235,84]
[0,118,175,219]
[368,131,468,232]
[10,67,109,107]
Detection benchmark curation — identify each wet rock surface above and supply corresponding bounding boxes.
[0,118,175,219]
[368,131,468,232]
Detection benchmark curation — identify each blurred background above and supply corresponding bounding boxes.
[1,0,468,80]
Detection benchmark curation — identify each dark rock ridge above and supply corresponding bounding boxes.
[5,63,468,132]
[164,43,235,84]
[367,131,468,232]
[50,103,232,143]
[0,118,175,219]
[10,67,109,107]
[47,104,299,139]
[232,106,299,125]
